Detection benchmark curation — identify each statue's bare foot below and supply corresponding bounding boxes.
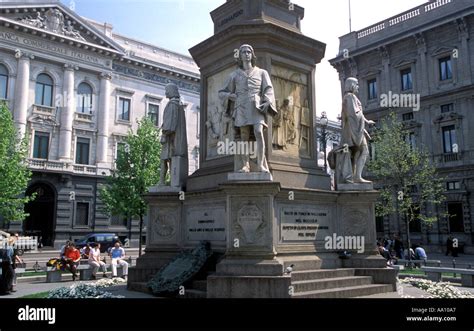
[238,166,250,173]
[354,177,371,184]
[257,166,270,173]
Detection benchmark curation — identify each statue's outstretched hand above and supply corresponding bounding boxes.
[366,120,375,126]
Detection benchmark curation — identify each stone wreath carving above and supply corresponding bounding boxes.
[147,241,211,296]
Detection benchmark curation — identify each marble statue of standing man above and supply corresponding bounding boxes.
[219,44,277,173]
[340,77,375,183]
[159,83,188,187]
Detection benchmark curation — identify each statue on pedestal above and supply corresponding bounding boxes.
[159,83,188,187]
[338,77,375,184]
[219,44,277,173]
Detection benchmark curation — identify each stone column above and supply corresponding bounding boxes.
[58,64,77,162]
[457,18,471,85]
[415,33,429,96]
[96,72,112,167]
[13,50,33,139]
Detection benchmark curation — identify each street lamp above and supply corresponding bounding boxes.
[317,112,339,173]
[319,112,329,172]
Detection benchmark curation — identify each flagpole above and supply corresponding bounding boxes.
[349,0,352,32]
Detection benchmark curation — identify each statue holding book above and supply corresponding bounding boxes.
[218,44,277,173]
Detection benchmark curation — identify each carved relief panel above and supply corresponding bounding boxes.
[271,65,310,157]
[205,67,235,159]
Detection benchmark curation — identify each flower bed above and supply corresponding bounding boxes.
[47,278,126,299]
[400,277,474,298]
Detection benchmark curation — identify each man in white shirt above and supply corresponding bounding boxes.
[88,243,107,280]
[109,242,128,280]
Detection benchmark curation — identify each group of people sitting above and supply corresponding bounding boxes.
[60,241,128,281]
[376,235,428,266]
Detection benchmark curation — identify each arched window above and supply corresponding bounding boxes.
[35,73,53,107]
[77,82,93,113]
[0,64,8,99]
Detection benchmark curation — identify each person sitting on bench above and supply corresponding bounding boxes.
[63,243,81,281]
[88,243,107,280]
[109,242,128,280]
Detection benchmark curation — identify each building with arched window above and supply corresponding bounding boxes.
[0,0,200,248]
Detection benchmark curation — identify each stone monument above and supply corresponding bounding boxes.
[129,0,396,298]
[332,77,375,191]
[219,43,277,178]
[151,83,188,191]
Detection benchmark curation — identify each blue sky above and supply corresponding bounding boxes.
[62,0,428,120]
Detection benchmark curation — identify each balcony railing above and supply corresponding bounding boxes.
[28,159,99,175]
[33,104,56,115]
[443,153,459,162]
[356,0,452,40]
[75,112,93,122]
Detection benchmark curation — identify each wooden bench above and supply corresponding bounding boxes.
[421,266,474,287]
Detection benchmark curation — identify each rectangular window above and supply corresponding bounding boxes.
[118,97,131,121]
[406,132,416,149]
[148,103,159,126]
[111,214,128,227]
[448,202,464,232]
[402,112,414,121]
[439,57,453,81]
[0,74,7,99]
[441,104,454,113]
[115,142,127,161]
[75,202,89,226]
[35,83,53,107]
[408,205,421,233]
[75,137,90,165]
[33,132,49,159]
[375,216,384,233]
[401,68,413,90]
[442,125,457,153]
[447,181,461,190]
[368,79,377,100]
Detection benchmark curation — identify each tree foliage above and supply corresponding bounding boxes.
[368,113,445,248]
[100,117,161,255]
[0,103,34,222]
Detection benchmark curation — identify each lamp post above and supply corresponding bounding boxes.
[319,112,329,172]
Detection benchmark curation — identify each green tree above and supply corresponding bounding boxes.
[0,103,34,222]
[100,118,161,256]
[368,112,445,257]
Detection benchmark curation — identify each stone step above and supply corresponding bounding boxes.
[182,289,207,298]
[129,282,152,294]
[291,268,355,281]
[192,280,207,291]
[292,276,373,292]
[292,284,394,298]
[282,259,322,271]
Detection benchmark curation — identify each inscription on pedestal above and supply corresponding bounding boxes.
[280,206,331,241]
[186,207,226,241]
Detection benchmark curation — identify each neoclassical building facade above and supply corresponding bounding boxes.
[330,0,474,253]
[0,1,200,247]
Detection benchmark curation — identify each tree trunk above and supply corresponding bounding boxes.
[406,214,412,262]
[139,214,143,256]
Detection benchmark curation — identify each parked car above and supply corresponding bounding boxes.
[74,233,119,253]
